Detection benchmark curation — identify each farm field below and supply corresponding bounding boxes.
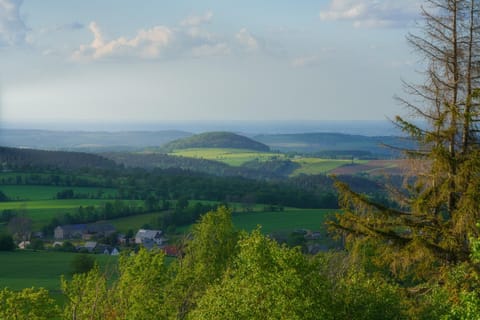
[168,148,358,174]
[0,185,117,201]
[290,158,367,176]
[0,251,118,291]
[0,199,144,230]
[169,148,285,166]
[330,159,408,175]
[177,208,336,235]
[232,209,335,234]
[110,212,161,233]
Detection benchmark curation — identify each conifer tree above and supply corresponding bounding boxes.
[331,0,480,277]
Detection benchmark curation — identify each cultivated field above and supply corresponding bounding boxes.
[0,251,117,291]
[0,185,117,201]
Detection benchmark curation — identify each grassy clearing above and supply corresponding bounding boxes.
[169,148,285,166]
[0,250,118,291]
[170,148,367,174]
[177,208,336,235]
[109,212,162,233]
[290,158,368,176]
[0,199,144,229]
[0,185,117,201]
[232,209,336,234]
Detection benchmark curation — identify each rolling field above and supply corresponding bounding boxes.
[109,212,162,233]
[0,185,117,201]
[169,148,354,174]
[0,251,118,291]
[232,209,335,234]
[169,148,284,166]
[177,208,336,235]
[290,158,367,176]
[0,199,144,229]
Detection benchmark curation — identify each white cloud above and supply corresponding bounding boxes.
[191,43,230,57]
[235,28,260,52]
[180,11,213,27]
[72,22,173,61]
[291,55,321,68]
[0,0,27,46]
[319,0,419,28]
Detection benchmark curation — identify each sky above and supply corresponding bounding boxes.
[0,0,423,128]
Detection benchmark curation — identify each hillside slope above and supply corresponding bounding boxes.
[254,132,414,157]
[163,132,270,152]
[0,147,117,170]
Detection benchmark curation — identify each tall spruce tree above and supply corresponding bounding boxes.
[332,0,480,278]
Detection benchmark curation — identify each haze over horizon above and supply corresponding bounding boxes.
[0,0,421,124]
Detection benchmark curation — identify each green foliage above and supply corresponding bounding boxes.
[165,206,238,318]
[191,229,333,320]
[111,248,169,319]
[0,234,15,251]
[29,239,44,251]
[61,265,109,320]
[70,254,95,275]
[0,287,59,320]
[333,271,406,320]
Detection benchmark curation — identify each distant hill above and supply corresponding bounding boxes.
[254,133,415,157]
[0,147,117,170]
[0,129,192,152]
[163,132,270,152]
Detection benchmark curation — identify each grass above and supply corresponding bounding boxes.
[169,148,286,166]
[0,199,144,229]
[110,212,162,233]
[177,208,336,235]
[0,250,118,292]
[291,158,368,176]
[232,209,336,234]
[169,147,368,175]
[0,185,117,201]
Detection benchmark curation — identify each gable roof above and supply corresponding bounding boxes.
[135,229,162,240]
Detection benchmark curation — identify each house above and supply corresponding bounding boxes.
[84,241,97,253]
[135,229,164,245]
[54,223,116,240]
[54,224,87,240]
[162,245,179,257]
[82,223,116,240]
[18,241,30,249]
[111,248,120,256]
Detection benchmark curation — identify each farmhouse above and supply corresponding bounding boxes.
[54,223,116,240]
[135,229,164,245]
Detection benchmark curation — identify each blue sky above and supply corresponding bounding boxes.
[0,0,422,126]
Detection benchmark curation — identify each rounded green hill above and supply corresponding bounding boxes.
[163,132,270,152]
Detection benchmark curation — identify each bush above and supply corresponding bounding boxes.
[70,254,95,274]
[0,234,15,251]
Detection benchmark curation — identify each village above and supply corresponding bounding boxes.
[17,223,179,257]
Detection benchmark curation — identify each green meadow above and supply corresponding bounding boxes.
[0,251,118,291]
[0,185,117,201]
[169,148,286,167]
[169,147,355,174]
[290,158,368,176]
[231,208,335,234]
[0,199,144,229]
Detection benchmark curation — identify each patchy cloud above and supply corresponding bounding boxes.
[319,0,419,28]
[72,22,173,61]
[235,28,260,52]
[180,11,213,27]
[0,0,27,46]
[291,55,321,68]
[191,43,230,57]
